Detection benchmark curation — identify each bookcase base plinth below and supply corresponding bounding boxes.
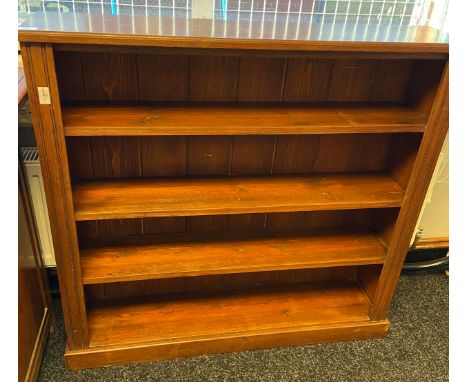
[65,319,389,370]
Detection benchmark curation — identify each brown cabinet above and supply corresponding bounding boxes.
[19,156,53,381]
[19,12,448,370]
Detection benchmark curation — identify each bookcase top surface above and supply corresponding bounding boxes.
[18,11,448,53]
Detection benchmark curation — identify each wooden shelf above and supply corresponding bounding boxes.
[86,280,375,348]
[80,228,386,284]
[62,104,427,136]
[72,173,404,221]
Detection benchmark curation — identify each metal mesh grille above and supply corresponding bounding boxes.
[213,0,448,26]
[18,0,192,17]
[18,1,449,33]
[215,0,415,23]
[18,0,449,29]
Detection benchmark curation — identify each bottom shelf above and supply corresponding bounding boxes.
[66,280,389,369]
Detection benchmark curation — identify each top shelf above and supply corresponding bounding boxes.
[19,13,449,53]
[62,104,427,136]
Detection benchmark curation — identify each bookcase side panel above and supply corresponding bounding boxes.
[21,43,89,349]
[371,62,449,320]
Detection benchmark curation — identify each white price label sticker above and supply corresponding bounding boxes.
[37,87,51,105]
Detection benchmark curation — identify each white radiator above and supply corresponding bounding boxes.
[21,147,56,267]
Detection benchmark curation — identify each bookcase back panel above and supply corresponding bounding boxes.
[83,266,359,302]
[66,134,400,181]
[77,207,394,302]
[76,210,376,242]
[55,50,444,105]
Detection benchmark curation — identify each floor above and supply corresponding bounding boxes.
[37,270,448,382]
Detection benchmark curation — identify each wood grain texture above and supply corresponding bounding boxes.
[137,54,189,101]
[23,311,51,381]
[66,317,388,370]
[52,43,448,60]
[78,210,375,242]
[81,52,138,101]
[72,174,405,221]
[18,161,53,382]
[62,104,427,136]
[357,264,382,305]
[83,265,361,301]
[18,67,28,104]
[18,12,448,54]
[373,208,400,248]
[143,217,186,235]
[230,136,276,175]
[406,59,446,113]
[86,280,374,347]
[387,133,423,189]
[20,42,88,349]
[266,210,372,230]
[312,134,393,172]
[237,57,285,101]
[66,137,93,181]
[80,228,386,284]
[55,51,430,106]
[97,219,142,239]
[54,51,86,101]
[369,60,413,102]
[273,135,320,174]
[412,236,449,250]
[283,59,334,101]
[327,59,377,101]
[189,56,239,101]
[21,15,450,369]
[67,133,401,180]
[227,213,266,230]
[90,137,141,178]
[140,136,187,176]
[186,215,227,232]
[76,221,99,241]
[18,160,54,320]
[187,136,231,175]
[370,62,449,320]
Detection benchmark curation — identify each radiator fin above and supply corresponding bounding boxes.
[21,146,39,163]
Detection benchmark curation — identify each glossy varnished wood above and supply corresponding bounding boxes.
[19,13,448,55]
[86,280,375,347]
[66,134,399,189]
[75,209,377,248]
[370,63,449,320]
[18,67,27,104]
[66,318,388,369]
[19,10,449,369]
[55,53,429,104]
[72,174,404,221]
[63,104,427,136]
[68,278,388,371]
[83,266,360,301]
[20,43,88,349]
[80,228,386,284]
[18,161,53,382]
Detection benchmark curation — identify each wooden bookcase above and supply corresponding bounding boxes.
[19,13,448,370]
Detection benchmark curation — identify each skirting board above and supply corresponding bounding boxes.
[65,319,389,370]
[413,237,449,250]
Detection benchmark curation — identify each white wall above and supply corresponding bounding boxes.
[413,134,449,241]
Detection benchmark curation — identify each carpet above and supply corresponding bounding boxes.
[37,270,448,382]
